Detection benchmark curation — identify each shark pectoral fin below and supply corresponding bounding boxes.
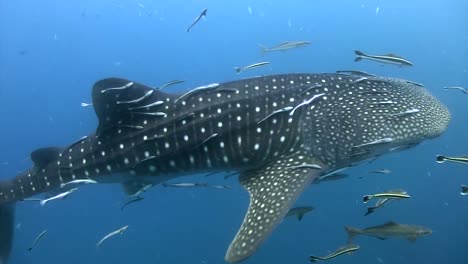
[225,152,325,263]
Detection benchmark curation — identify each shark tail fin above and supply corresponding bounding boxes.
[0,203,15,264]
[344,226,362,243]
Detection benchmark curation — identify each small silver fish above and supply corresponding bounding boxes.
[40,188,78,206]
[363,190,410,203]
[121,196,144,211]
[28,229,47,251]
[309,243,360,262]
[234,62,270,74]
[162,182,208,188]
[97,225,129,247]
[436,155,468,165]
[259,41,310,55]
[60,179,97,188]
[443,86,468,94]
[158,80,185,90]
[369,169,392,174]
[187,8,207,32]
[354,50,413,66]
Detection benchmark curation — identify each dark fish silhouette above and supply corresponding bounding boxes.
[0,73,450,263]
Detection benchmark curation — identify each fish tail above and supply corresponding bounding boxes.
[354,50,365,62]
[258,44,268,56]
[435,155,447,163]
[344,226,362,242]
[309,255,322,262]
[461,185,468,195]
[362,195,372,203]
[234,67,242,74]
[0,203,15,264]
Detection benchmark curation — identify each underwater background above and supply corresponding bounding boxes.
[0,0,467,263]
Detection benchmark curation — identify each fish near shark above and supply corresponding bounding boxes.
[0,72,451,263]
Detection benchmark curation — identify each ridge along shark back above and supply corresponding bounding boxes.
[0,73,450,263]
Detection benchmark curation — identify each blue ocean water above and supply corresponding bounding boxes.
[0,0,467,263]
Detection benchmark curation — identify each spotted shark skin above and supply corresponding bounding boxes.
[0,73,450,263]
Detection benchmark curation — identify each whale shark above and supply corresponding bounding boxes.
[0,73,450,263]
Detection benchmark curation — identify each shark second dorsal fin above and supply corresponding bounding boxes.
[30,147,63,169]
[91,78,174,137]
[225,151,325,263]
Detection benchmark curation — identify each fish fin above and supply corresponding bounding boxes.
[258,44,268,56]
[225,151,325,263]
[461,185,468,195]
[30,147,63,170]
[92,78,175,137]
[234,67,241,74]
[344,226,362,243]
[297,213,304,221]
[0,203,15,264]
[121,181,152,196]
[354,50,366,56]
[364,207,376,216]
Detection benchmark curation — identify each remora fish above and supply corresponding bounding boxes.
[162,182,208,188]
[96,225,129,247]
[187,8,207,32]
[345,221,432,242]
[259,41,310,55]
[235,62,270,74]
[0,73,450,264]
[28,229,47,251]
[309,243,360,262]
[121,196,144,211]
[39,188,78,206]
[443,86,468,94]
[368,169,392,174]
[363,190,410,203]
[354,50,413,66]
[436,155,468,165]
[461,185,468,196]
[158,80,185,90]
[286,206,314,221]
[60,179,97,188]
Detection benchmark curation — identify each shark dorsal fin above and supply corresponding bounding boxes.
[30,147,62,169]
[91,78,174,137]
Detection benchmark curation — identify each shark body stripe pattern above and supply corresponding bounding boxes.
[0,73,450,263]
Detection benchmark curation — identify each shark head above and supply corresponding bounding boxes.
[0,73,450,264]
[297,76,451,172]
